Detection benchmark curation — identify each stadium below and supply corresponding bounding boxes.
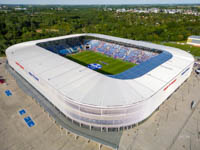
[6,33,194,131]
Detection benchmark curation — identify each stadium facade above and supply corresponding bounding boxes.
[187,35,200,46]
[6,33,194,131]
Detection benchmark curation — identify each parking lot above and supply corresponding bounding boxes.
[1,56,200,150]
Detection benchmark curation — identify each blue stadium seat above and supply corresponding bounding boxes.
[38,38,159,65]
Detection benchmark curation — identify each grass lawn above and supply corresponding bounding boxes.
[0,53,6,57]
[161,42,200,57]
[66,50,136,75]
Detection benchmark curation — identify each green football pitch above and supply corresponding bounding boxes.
[66,50,136,75]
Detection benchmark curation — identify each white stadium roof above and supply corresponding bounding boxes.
[6,33,194,108]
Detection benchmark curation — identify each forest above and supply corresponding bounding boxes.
[0,5,200,56]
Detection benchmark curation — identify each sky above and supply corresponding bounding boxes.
[0,0,199,5]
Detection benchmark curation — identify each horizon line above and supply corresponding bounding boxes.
[1,3,200,5]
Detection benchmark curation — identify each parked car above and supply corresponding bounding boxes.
[195,67,200,74]
[0,79,5,84]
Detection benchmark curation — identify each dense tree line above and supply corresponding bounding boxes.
[0,6,200,56]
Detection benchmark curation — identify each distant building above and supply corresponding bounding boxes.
[57,8,63,11]
[15,7,27,11]
[187,36,200,47]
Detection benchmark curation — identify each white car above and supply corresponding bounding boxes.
[195,68,200,74]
